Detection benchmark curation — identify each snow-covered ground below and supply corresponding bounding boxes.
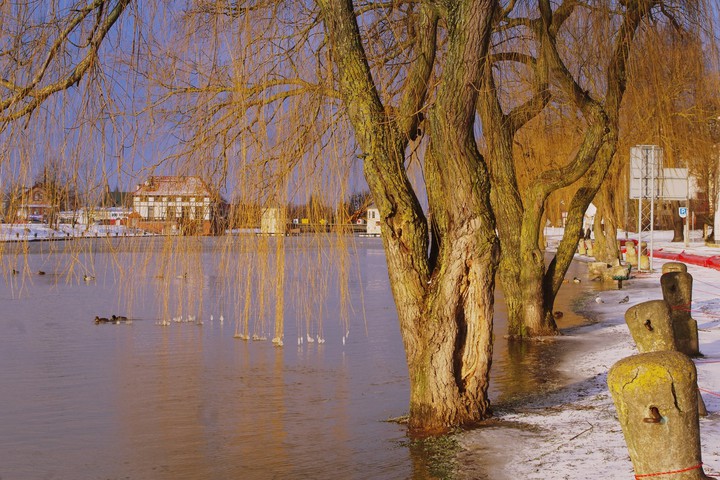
[458,230,720,479]
[0,223,147,241]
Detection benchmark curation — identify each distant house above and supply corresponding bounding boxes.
[132,176,222,235]
[16,183,57,223]
[366,205,381,236]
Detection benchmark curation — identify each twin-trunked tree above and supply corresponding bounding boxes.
[317,0,703,432]
[0,0,710,434]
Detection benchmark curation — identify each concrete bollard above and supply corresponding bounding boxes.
[578,239,587,255]
[626,242,638,267]
[637,241,650,270]
[625,299,707,416]
[625,301,676,353]
[661,272,700,357]
[607,351,715,480]
[662,262,688,274]
[639,254,650,271]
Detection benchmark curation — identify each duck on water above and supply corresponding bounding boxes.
[94,315,130,324]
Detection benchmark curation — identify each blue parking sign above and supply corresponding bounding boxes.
[679,207,688,218]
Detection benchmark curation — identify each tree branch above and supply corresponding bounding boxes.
[0,0,130,125]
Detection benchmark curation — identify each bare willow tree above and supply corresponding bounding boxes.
[480,0,712,338]
[4,0,495,433]
[317,0,501,434]
[0,0,130,127]
[592,23,720,257]
[2,0,718,436]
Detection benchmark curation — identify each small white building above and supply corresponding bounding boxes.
[260,207,286,235]
[366,206,381,236]
[132,176,217,235]
[58,209,89,225]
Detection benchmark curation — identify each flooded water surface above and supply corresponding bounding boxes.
[0,236,589,479]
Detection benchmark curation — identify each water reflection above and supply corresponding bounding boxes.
[0,236,590,479]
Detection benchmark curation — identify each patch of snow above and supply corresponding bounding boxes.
[458,230,720,479]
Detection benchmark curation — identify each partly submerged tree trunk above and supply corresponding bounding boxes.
[592,190,621,264]
[543,1,652,314]
[319,0,498,434]
[478,11,553,338]
[406,0,499,433]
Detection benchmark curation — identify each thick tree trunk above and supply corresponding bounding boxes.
[478,33,552,338]
[546,142,617,309]
[319,0,498,434]
[402,223,497,433]
[407,0,499,433]
[670,201,684,242]
[593,191,621,264]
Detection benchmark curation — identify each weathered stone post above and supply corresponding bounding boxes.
[625,301,707,416]
[661,271,700,357]
[608,351,715,480]
[626,242,638,266]
[662,262,688,274]
[625,301,676,353]
[586,239,594,257]
[639,241,650,270]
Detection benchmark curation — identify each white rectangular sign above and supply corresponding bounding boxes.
[662,168,689,200]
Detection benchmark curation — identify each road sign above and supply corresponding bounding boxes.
[679,207,688,218]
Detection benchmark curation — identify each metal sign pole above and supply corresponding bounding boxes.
[650,146,656,271]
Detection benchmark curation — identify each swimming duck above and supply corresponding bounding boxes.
[37,270,46,275]
[572,277,581,284]
[95,316,110,324]
[111,315,128,323]
[83,274,95,282]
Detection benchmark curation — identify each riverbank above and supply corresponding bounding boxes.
[456,232,720,479]
[0,223,138,242]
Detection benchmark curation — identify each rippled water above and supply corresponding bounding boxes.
[0,236,589,479]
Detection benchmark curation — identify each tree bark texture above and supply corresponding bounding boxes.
[318,0,499,434]
[593,190,622,264]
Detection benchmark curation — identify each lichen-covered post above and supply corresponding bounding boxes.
[607,352,715,480]
[662,262,688,274]
[661,271,700,357]
[625,300,707,416]
[626,242,638,266]
[639,241,650,271]
[625,301,676,353]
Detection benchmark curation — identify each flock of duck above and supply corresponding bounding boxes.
[10,268,97,281]
[94,315,130,325]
